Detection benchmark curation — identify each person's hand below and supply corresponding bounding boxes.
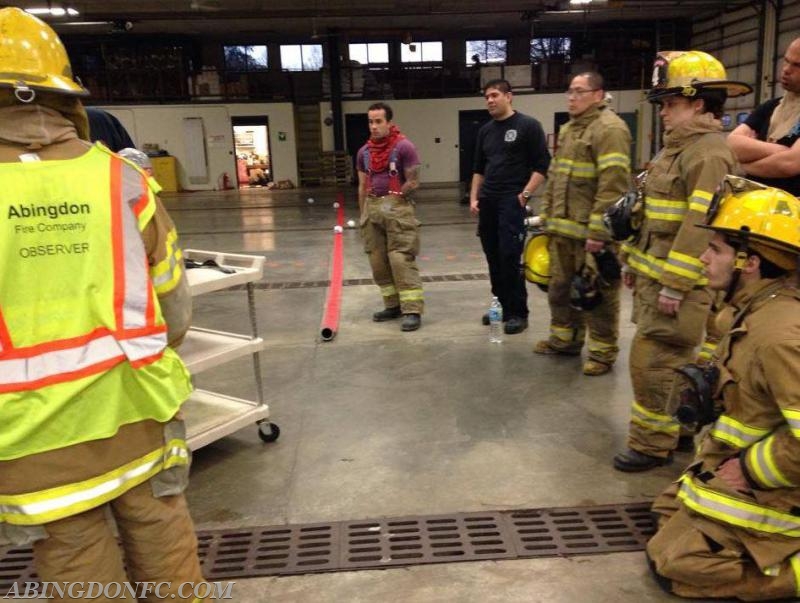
[517,192,527,208]
[470,198,479,216]
[622,272,635,289]
[585,238,605,254]
[658,294,681,316]
[717,458,751,494]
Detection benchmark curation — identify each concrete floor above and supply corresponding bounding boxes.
[166,185,711,602]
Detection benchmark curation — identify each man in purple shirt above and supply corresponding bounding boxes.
[357,102,423,331]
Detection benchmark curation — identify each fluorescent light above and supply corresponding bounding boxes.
[24,7,81,17]
[570,0,592,4]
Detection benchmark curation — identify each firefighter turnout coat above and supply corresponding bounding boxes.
[649,277,800,600]
[621,113,735,456]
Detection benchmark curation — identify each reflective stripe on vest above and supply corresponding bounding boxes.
[677,474,800,536]
[0,151,165,393]
[0,439,189,526]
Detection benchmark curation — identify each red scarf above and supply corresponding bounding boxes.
[367,125,405,172]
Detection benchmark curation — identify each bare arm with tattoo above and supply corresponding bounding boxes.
[402,164,420,198]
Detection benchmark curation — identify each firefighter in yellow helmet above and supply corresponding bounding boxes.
[647,176,800,600]
[0,8,205,600]
[613,51,752,471]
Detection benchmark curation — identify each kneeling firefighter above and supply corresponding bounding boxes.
[647,177,800,600]
[0,8,205,601]
[613,50,752,472]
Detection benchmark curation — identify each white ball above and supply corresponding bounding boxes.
[333,225,343,233]
[307,197,315,204]
[333,202,340,209]
[346,219,356,228]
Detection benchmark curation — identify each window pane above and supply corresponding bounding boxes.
[367,43,389,63]
[280,45,303,71]
[421,41,442,62]
[246,45,268,70]
[224,45,249,71]
[530,37,571,62]
[485,40,506,64]
[349,43,368,64]
[301,44,323,70]
[401,43,420,62]
[466,40,485,64]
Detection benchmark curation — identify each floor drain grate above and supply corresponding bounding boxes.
[1,502,654,590]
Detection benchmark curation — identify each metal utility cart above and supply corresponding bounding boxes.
[178,249,280,449]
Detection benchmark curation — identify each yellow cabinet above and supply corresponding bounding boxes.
[150,156,179,192]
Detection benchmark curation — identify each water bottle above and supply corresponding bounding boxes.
[489,296,503,344]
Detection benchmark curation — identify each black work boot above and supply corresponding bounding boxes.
[401,313,421,331]
[503,316,528,334]
[613,449,672,472]
[373,306,402,322]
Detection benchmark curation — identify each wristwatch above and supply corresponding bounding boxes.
[522,190,532,200]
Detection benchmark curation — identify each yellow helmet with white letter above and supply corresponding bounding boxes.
[647,50,751,102]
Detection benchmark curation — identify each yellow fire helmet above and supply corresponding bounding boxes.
[523,232,550,291]
[0,7,89,98]
[699,176,800,263]
[647,50,751,102]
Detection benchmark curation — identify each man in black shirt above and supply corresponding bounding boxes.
[470,79,551,334]
[728,37,800,196]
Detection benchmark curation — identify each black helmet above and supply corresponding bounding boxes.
[604,190,638,241]
[569,263,603,311]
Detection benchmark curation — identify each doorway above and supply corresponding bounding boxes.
[345,113,370,185]
[458,109,492,185]
[232,116,272,188]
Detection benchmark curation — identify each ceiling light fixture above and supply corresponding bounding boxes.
[569,0,592,4]
[24,6,80,17]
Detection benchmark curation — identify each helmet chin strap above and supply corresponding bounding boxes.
[723,227,750,303]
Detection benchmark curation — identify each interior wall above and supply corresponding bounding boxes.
[321,89,654,180]
[95,102,297,191]
[96,92,652,190]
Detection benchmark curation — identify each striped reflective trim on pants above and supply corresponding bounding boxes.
[399,288,424,302]
[630,400,680,435]
[677,474,800,537]
[0,439,190,526]
[380,284,398,297]
[551,325,581,343]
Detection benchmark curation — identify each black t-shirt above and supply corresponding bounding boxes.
[744,97,800,196]
[473,111,551,198]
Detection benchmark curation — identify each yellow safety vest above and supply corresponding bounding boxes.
[0,145,191,462]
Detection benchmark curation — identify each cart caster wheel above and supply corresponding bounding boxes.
[258,422,280,443]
